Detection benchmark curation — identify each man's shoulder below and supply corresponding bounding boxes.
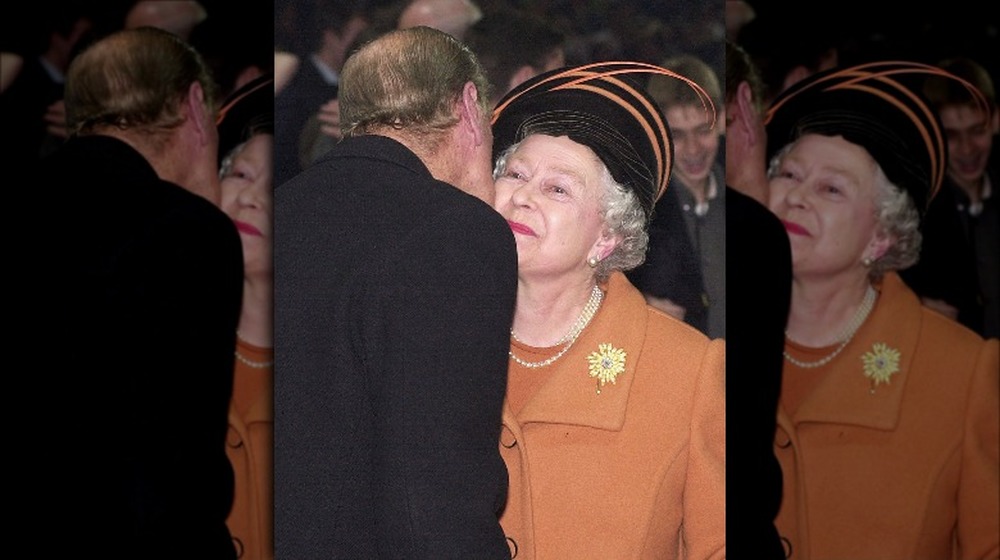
[285,135,505,228]
[727,186,785,236]
[283,134,423,188]
[277,135,514,268]
[326,133,421,165]
[726,186,791,289]
[38,136,228,225]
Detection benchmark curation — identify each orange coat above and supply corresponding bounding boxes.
[500,272,726,559]
[226,340,274,560]
[775,273,1000,560]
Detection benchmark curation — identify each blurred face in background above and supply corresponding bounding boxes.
[665,104,720,190]
[939,103,998,192]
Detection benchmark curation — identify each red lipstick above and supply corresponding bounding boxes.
[781,220,810,236]
[234,220,263,237]
[507,220,536,236]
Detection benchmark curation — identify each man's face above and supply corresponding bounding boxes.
[939,103,997,189]
[664,104,720,190]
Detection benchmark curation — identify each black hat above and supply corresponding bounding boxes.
[217,73,274,164]
[764,61,988,217]
[491,62,715,219]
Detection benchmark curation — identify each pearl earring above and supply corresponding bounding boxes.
[588,257,599,268]
[862,256,873,267]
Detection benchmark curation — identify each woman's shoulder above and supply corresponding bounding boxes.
[646,304,714,345]
[882,272,993,367]
[607,271,721,354]
[637,302,724,373]
[916,305,997,364]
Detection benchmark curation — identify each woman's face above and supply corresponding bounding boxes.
[767,134,887,278]
[494,134,617,282]
[221,133,273,277]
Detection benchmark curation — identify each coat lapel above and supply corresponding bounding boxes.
[516,273,648,432]
[792,273,922,431]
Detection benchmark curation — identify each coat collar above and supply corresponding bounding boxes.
[328,133,432,179]
[66,135,161,184]
[782,273,922,431]
[513,272,648,432]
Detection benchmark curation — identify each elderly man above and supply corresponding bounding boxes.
[274,26,516,559]
[723,39,791,560]
[15,27,243,558]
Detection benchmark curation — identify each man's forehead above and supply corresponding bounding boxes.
[940,104,991,129]
[664,104,716,128]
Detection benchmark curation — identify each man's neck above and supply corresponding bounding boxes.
[950,172,986,204]
[680,173,717,204]
[96,127,220,205]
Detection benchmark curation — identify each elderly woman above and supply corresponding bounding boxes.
[490,62,726,559]
[216,73,274,560]
[764,62,1000,559]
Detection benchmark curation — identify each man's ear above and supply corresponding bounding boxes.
[734,80,761,146]
[459,81,487,147]
[186,81,213,146]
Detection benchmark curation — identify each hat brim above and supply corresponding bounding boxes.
[763,61,987,214]
[217,73,274,162]
[491,62,715,218]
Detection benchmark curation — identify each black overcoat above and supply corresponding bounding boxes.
[274,134,518,559]
[14,135,244,558]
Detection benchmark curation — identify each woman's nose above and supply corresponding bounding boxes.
[237,185,262,208]
[783,180,809,208]
[509,181,534,207]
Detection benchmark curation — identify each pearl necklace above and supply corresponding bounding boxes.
[235,350,273,369]
[509,285,604,369]
[235,330,274,369]
[783,284,877,369]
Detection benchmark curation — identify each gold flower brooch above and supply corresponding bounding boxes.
[587,343,626,394]
[861,342,900,394]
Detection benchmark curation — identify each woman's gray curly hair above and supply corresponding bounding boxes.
[767,139,922,280]
[493,141,649,282]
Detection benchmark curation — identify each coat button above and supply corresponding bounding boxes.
[506,536,518,558]
[226,426,244,449]
[781,536,793,558]
[775,428,792,449]
[500,425,517,448]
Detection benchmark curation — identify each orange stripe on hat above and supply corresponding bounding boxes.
[764,61,989,212]
[491,61,715,215]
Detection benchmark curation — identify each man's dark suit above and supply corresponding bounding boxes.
[626,176,709,334]
[900,157,999,338]
[274,58,338,188]
[0,54,65,174]
[726,186,791,560]
[16,135,244,558]
[274,134,517,558]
